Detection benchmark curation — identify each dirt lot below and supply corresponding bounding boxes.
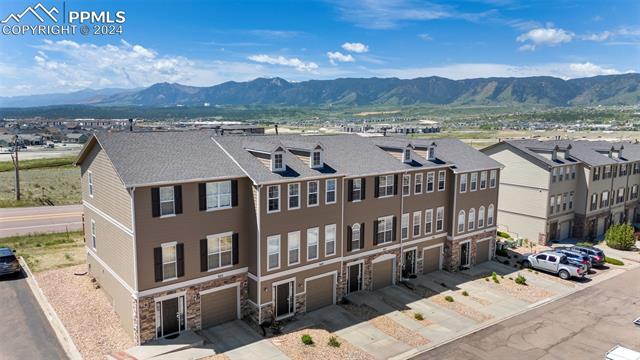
[0,167,80,207]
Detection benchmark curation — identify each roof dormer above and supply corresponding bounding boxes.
[310,144,324,169]
[271,146,286,172]
[609,146,615,159]
[427,142,437,161]
[552,145,559,161]
[564,144,572,159]
[403,143,414,163]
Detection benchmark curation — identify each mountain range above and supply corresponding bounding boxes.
[1,74,638,108]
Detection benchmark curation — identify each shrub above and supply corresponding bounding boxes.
[301,334,314,345]
[444,295,454,302]
[515,274,527,285]
[497,230,512,239]
[605,223,635,251]
[414,312,424,321]
[605,256,624,266]
[328,336,341,348]
[462,290,469,296]
[491,272,499,283]
[485,277,489,282]
[508,277,513,280]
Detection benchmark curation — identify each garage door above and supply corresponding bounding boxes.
[306,275,334,312]
[423,247,441,274]
[476,240,490,264]
[201,286,238,328]
[559,221,570,240]
[372,259,393,290]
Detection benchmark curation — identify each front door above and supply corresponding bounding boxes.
[460,242,470,267]
[156,296,185,338]
[348,263,363,293]
[275,281,294,319]
[549,222,558,241]
[402,250,416,277]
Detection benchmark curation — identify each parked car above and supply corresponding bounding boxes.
[554,248,592,271]
[521,252,586,280]
[570,246,606,267]
[0,248,20,277]
[605,345,640,360]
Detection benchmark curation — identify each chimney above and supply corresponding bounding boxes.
[275,124,279,135]
[128,118,133,132]
[564,144,572,159]
[619,144,624,159]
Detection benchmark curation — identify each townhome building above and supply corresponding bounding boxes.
[482,139,640,244]
[75,131,501,345]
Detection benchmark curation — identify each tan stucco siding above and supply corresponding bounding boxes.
[496,210,546,242]
[499,183,549,219]
[487,147,549,189]
[80,143,132,229]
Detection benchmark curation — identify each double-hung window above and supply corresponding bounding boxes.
[470,172,477,191]
[490,169,497,188]
[379,175,394,197]
[90,219,96,249]
[468,208,476,231]
[556,196,561,213]
[402,174,411,196]
[426,172,435,192]
[552,168,558,182]
[206,181,231,210]
[377,216,394,244]
[325,179,336,204]
[480,171,487,189]
[457,210,465,233]
[159,186,175,216]
[288,231,300,265]
[352,178,362,201]
[487,205,494,226]
[312,151,322,167]
[267,235,280,270]
[325,224,336,256]
[288,183,300,210]
[590,193,598,210]
[478,206,485,228]
[273,153,284,171]
[459,174,467,193]
[570,166,576,180]
[549,196,555,214]
[88,171,94,197]
[352,224,361,250]
[414,173,423,194]
[632,185,639,199]
[401,213,409,240]
[307,228,319,260]
[308,181,319,207]
[438,171,446,191]
[563,193,568,211]
[412,211,421,237]
[161,243,177,281]
[267,185,280,213]
[424,209,433,234]
[569,191,574,209]
[601,191,609,207]
[436,207,444,232]
[207,233,233,270]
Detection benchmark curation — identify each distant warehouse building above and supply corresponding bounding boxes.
[65,133,90,144]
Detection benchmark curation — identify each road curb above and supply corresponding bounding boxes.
[390,262,637,360]
[18,257,83,360]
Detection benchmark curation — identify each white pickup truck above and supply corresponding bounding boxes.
[521,251,586,280]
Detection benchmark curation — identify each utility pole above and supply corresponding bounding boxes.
[11,135,20,201]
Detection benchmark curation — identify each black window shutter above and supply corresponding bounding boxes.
[361,223,365,244]
[393,174,399,195]
[151,188,160,218]
[153,247,162,281]
[392,216,397,242]
[198,183,207,211]
[347,179,353,202]
[361,179,366,200]
[347,226,352,252]
[176,243,184,277]
[374,177,380,198]
[174,185,183,214]
[373,220,379,245]
[232,233,239,265]
[231,180,239,207]
[200,239,208,272]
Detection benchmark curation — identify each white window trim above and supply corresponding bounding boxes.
[457,210,466,233]
[267,185,281,214]
[205,181,232,212]
[401,213,409,241]
[159,186,176,218]
[324,224,336,256]
[402,174,411,197]
[470,172,478,192]
[468,208,476,231]
[436,206,445,232]
[414,173,423,195]
[424,209,433,234]
[351,223,362,250]
[311,150,323,169]
[412,211,422,237]
[489,169,497,188]
[90,219,96,250]
[480,171,488,190]
[287,231,300,266]
[459,174,467,193]
[325,179,337,205]
[161,241,178,282]
[288,183,300,210]
[438,170,446,191]
[352,178,362,202]
[378,174,395,198]
[478,206,485,228]
[487,204,495,226]
[307,227,319,261]
[377,215,394,245]
[426,172,435,193]
[267,235,281,271]
[271,151,285,172]
[307,181,319,207]
[206,231,234,272]
[87,170,94,198]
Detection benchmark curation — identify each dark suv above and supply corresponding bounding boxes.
[570,246,605,267]
[0,248,20,276]
[554,248,592,271]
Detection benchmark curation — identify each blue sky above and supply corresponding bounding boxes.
[0,0,638,96]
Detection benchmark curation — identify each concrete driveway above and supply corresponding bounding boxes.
[0,272,66,360]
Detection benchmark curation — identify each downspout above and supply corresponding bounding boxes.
[399,171,406,278]
[130,186,141,345]
[256,184,262,324]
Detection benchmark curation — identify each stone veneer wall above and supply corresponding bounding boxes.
[444,229,495,271]
[133,274,248,344]
[336,248,401,300]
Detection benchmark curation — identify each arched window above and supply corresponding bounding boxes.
[487,204,495,226]
[352,223,361,250]
[457,210,466,233]
[468,208,476,231]
[478,206,485,228]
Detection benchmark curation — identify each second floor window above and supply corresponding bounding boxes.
[159,186,175,216]
[601,191,609,207]
[593,167,601,181]
[162,243,177,280]
[478,206,485,228]
[90,219,96,249]
[490,169,497,188]
[413,211,421,237]
[379,175,394,197]
[460,174,467,193]
[487,205,494,226]
[308,181,319,206]
[267,235,280,270]
[632,185,639,199]
[376,216,394,244]
[207,233,232,270]
[288,183,300,210]
[470,172,477,191]
[438,171,446,191]
[426,172,434,192]
[206,181,231,210]
[326,179,336,204]
[288,231,300,265]
[401,213,409,240]
[436,207,444,232]
[325,224,336,256]
[468,208,476,231]
[352,178,362,201]
[415,173,423,194]
[569,191,574,209]
[307,227,319,260]
[590,193,598,210]
[617,188,625,203]
[480,171,487,189]
[425,209,433,234]
[550,196,555,214]
[352,223,361,250]
[402,174,410,196]
[267,185,280,213]
[457,210,465,233]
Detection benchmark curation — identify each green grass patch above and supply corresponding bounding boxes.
[605,257,624,266]
[0,156,76,172]
[0,166,80,207]
[0,231,85,272]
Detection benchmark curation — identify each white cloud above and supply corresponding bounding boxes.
[568,62,620,77]
[516,27,573,50]
[327,51,355,65]
[580,31,612,42]
[418,33,432,41]
[331,0,452,29]
[248,54,318,72]
[341,42,369,53]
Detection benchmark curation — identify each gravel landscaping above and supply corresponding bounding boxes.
[369,316,430,347]
[201,354,230,360]
[37,264,134,360]
[480,274,555,303]
[432,296,493,323]
[401,310,433,326]
[271,328,372,360]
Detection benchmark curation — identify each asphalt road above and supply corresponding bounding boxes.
[415,266,640,360]
[0,272,66,360]
[0,205,83,238]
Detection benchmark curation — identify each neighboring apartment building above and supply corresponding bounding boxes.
[483,139,640,244]
[75,131,501,344]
